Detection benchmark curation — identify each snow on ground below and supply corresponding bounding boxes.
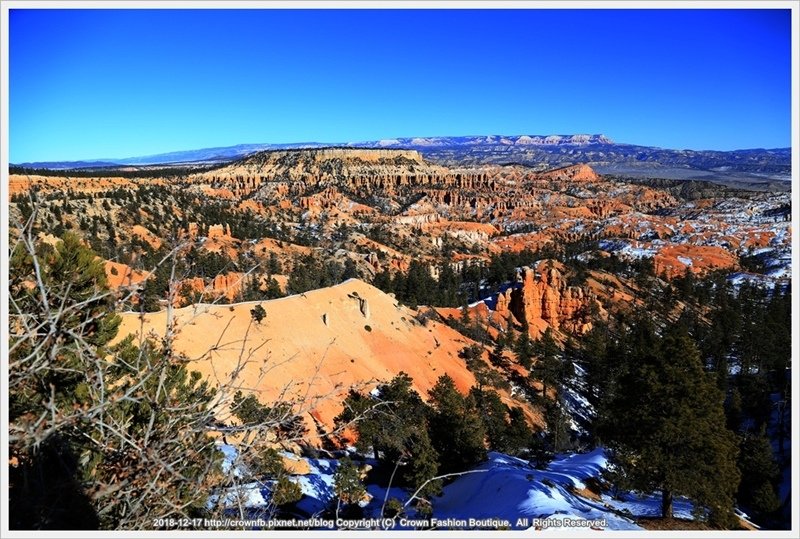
[727,272,785,291]
[562,362,596,435]
[293,457,340,516]
[218,443,241,476]
[209,444,272,509]
[212,443,341,515]
[597,239,658,260]
[601,491,694,520]
[211,480,272,509]
[677,256,693,266]
[211,443,702,531]
[433,450,643,530]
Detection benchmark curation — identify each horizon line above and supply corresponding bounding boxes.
[11,133,793,165]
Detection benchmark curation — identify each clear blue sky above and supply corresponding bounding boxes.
[9,8,792,162]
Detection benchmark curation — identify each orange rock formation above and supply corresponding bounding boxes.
[503,263,600,336]
[114,280,537,442]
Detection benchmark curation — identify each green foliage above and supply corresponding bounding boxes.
[234,445,302,508]
[231,391,306,439]
[250,304,267,324]
[530,328,569,397]
[13,232,121,347]
[514,331,534,369]
[232,391,271,424]
[427,374,487,474]
[399,429,440,497]
[184,246,233,279]
[93,337,221,522]
[140,254,173,312]
[335,374,440,496]
[333,457,366,505]
[287,254,345,294]
[736,373,773,431]
[383,497,404,518]
[599,322,740,527]
[469,387,514,452]
[392,260,438,308]
[252,447,286,477]
[9,233,120,426]
[543,398,573,454]
[342,258,359,280]
[9,164,217,179]
[8,229,323,528]
[8,232,222,529]
[485,249,537,288]
[372,269,393,293]
[579,322,611,412]
[272,476,303,507]
[242,274,284,301]
[372,259,465,308]
[264,277,284,299]
[505,407,535,453]
[267,252,282,274]
[461,346,508,391]
[737,429,781,517]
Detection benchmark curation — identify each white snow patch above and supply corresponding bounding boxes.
[432,450,642,530]
[211,444,707,530]
[377,139,400,147]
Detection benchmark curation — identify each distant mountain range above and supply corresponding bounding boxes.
[13,134,791,188]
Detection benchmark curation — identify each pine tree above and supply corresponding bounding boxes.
[461,346,507,391]
[580,322,610,409]
[268,252,282,274]
[544,398,572,453]
[242,272,265,301]
[737,429,781,518]
[250,304,267,324]
[514,331,534,369]
[264,276,284,299]
[272,476,303,507]
[342,258,359,281]
[436,261,462,307]
[335,373,440,496]
[334,457,366,505]
[372,269,393,294]
[427,374,487,474]
[530,328,570,398]
[399,428,440,497]
[229,399,304,508]
[505,407,534,454]
[600,323,740,527]
[9,232,222,529]
[469,387,510,451]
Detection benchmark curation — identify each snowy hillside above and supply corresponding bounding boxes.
[212,444,705,531]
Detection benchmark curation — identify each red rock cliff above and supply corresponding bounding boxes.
[502,263,600,336]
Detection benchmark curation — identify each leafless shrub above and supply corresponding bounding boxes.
[7,208,375,530]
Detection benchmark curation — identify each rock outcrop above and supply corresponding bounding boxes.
[208,223,232,239]
[104,260,149,289]
[506,263,600,336]
[654,244,738,278]
[193,148,492,199]
[113,279,542,442]
[177,272,248,304]
[537,164,600,183]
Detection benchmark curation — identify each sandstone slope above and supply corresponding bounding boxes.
[114,279,531,441]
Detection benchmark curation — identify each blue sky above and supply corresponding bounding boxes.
[8,8,792,162]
